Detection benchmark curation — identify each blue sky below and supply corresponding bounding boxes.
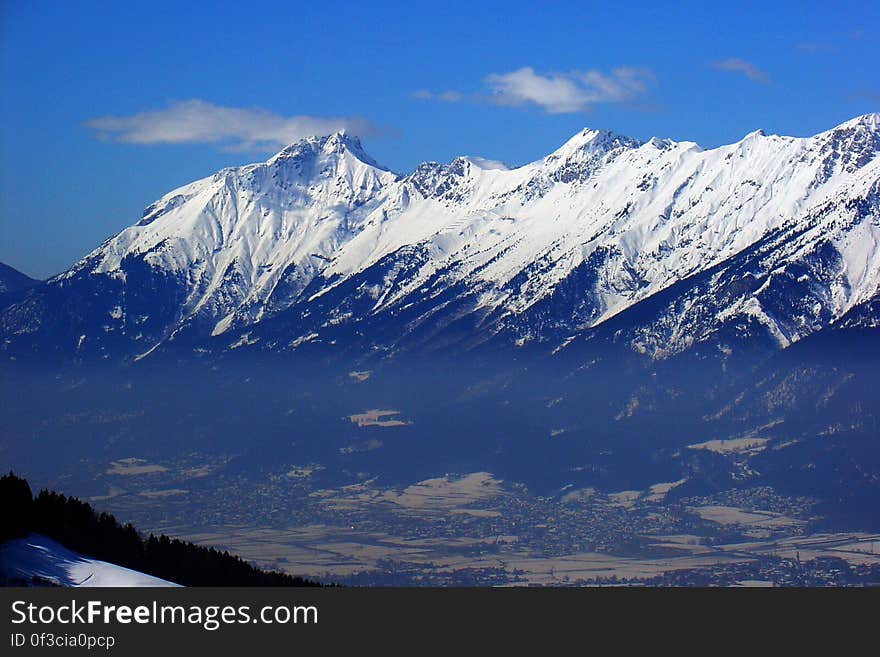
[1,0,877,278]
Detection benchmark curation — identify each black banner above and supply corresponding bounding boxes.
[1,587,877,654]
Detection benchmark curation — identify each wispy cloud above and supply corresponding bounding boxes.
[413,66,654,114]
[412,90,463,102]
[794,29,874,54]
[848,90,880,103]
[795,41,834,53]
[85,100,380,151]
[712,58,770,83]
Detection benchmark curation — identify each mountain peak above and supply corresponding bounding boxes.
[320,130,364,153]
[268,131,389,171]
[548,127,642,161]
[0,261,39,297]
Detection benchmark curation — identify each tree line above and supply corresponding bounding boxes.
[1,472,324,587]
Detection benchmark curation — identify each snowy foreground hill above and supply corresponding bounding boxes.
[0,534,178,587]
[1,114,878,362]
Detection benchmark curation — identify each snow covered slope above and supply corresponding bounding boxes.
[0,534,178,587]
[1,115,878,360]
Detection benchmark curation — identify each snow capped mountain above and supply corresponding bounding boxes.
[77,131,396,336]
[1,115,878,361]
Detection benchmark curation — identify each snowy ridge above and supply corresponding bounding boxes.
[3,114,879,359]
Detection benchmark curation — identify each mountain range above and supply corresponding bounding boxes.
[2,116,880,534]
[2,113,878,364]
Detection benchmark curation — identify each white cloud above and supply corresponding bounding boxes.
[483,66,654,113]
[412,66,653,114]
[712,58,770,83]
[85,100,380,151]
